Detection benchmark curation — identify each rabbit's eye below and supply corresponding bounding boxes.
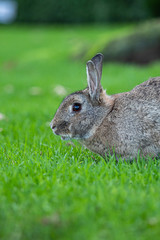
[72,103,82,112]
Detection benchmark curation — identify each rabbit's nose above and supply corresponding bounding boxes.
[51,125,56,130]
[51,124,58,135]
[50,121,56,130]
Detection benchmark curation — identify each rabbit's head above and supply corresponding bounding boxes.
[50,53,114,141]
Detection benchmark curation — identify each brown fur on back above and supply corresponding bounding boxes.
[80,77,160,159]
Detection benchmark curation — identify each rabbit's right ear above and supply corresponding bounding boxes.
[86,53,103,102]
[91,53,103,80]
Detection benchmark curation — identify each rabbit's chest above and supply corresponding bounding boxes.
[79,122,117,157]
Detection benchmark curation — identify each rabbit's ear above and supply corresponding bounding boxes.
[91,53,103,81]
[86,53,103,102]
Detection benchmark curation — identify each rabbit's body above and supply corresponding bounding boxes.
[80,77,160,159]
[51,54,160,160]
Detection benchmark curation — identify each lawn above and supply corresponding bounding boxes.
[0,24,160,240]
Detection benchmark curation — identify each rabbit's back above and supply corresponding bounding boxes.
[84,77,160,159]
[131,77,160,101]
[110,77,160,158]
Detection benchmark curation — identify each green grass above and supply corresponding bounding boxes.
[0,24,160,240]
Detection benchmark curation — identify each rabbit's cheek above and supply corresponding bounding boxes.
[69,124,75,137]
[69,123,87,140]
[69,124,79,139]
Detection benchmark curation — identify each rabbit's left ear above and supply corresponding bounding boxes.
[86,53,103,102]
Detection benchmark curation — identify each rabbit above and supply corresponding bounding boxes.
[50,53,160,160]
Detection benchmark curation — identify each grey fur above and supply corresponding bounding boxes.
[86,53,103,102]
[50,54,160,160]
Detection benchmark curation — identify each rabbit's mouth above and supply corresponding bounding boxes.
[61,135,71,141]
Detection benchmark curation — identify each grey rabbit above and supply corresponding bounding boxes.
[50,53,160,160]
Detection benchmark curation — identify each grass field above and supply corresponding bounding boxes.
[0,24,160,240]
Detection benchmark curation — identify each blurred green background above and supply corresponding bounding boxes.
[17,0,159,23]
